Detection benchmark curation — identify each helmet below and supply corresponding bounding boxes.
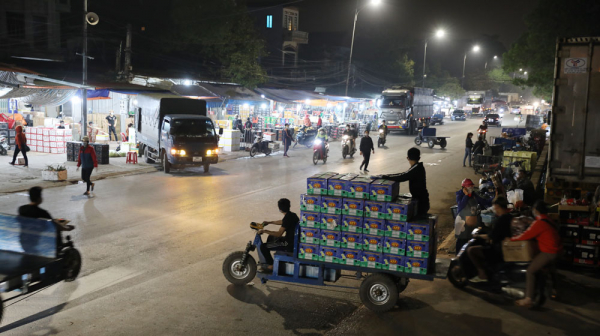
[319,128,325,133]
[461,178,475,188]
[82,136,90,142]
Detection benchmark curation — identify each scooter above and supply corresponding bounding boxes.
[294,127,316,148]
[478,127,488,140]
[377,128,387,147]
[447,227,551,308]
[0,134,9,156]
[341,135,356,159]
[312,139,329,165]
[249,135,274,157]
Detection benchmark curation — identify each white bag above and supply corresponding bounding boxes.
[454,215,466,236]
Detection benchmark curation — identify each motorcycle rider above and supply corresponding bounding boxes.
[455,178,492,254]
[343,124,355,152]
[382,148,430,217]
[378,120,388,135]
[315,128,328,158]
[478,120,488,138]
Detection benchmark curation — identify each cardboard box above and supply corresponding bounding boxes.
[341,215,363,233]
[300,194,321,212]
[307,174,328,195]
[363,218,385,236]
[300,211,321,228]
[342,198,364,216]
[300,227,321,245]
[321,230,341,247]
[363,234,384,252]
[369,179,399,202]
[320,213,342,231]
[407,222,432,241]
[386,198,414,221]
[298,243,320,261]
[365,200,387,219]
[29,145,37,152]
[321,196,343,214]
[56,129,65,136]
[42,129,50,136]
[50,148,58,154]
[360,251,383,269]
[405,257,428,275]
[327,174,358,197]
[574,244,597,260]
[348,177,373,199]
[502,240,536,262]
[49,142,58,148]
[319,246,340,263]
[406,241,429,258]
[57,147,65,154]
[382,255,404,272]
[43,136,50,142]
[383,237,406,256]
[582,227,600,245]
[339,249,362,266]
[43,146,50,153]
[341,232,363,249]
[385,220,407,238]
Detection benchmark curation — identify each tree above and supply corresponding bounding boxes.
[168,0,266,88]
[435,79,465,100]
[503,0,600,100]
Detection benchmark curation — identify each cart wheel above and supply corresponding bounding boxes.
[448,262,468,288]
[265,149,272,156]
[396,277,410,294]
[62,248,82,282]
[250,146,258,157]
[204,163,210,173]
[414,137,422,146]
[223,251,257,286]
[313,152,319,165]
[428,139,435,148]
[359,273,398,313]
[440,138,447,149]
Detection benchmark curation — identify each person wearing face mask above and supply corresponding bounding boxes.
[466,197,513,282]
[282,123,293,157]
[76,136,98,196]
[511,201,561,308]
[257,198,299,273]
[455,178,492,253]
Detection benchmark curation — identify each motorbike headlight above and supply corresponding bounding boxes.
[315,139,322,145]
[379,129,384,133]
[343,135,349,140]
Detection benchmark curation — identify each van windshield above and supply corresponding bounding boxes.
[380,112,400,121]
[170,119,215,137]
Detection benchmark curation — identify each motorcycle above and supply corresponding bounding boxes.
[341,135,356,159]
[312,138,329,165]
[0,134,9,156]
[478,127,488,140]
[293,127,316,148]
[377,128,387,147]
[249,135,276,157]
[447,227,551,308]
[222,222,266,285]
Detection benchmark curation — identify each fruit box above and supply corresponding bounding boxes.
[300,227,321,245]
[404,257,429,275]
[342,198,364,216]
[321,196,343,215]
[341,232,363,250]
[318,246,341,263]
[382,255,405,272]
[363,234,384,252]
[365,200,388,219]
[341,215,363,233]
[327,174,357,197]
[300,194,321,212]
[307,174,329,195]
[321,230,341,247]
[348,177,373,199]
[300,211,321,228]
[384,220,407,238]
[339,249,362,266]
[363,218,385,236]
[360,251,383,269]
[320,213,342,231]
[406,241,430,258]
[298,243,320,261]
[369,179,399,202]
[406,222,432,241]
[386,198,414,221]
[383,237,406,256]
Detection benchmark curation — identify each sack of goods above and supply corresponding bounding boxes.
[298,173,436,275]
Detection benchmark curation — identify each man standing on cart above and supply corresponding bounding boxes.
[257,198,300,272]
[381,148,430,217]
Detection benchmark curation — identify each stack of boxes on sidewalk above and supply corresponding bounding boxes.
[24,127,72,154]
[298,173,436,275]
[558,205,600,268]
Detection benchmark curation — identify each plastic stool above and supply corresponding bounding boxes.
[126,151,138,164]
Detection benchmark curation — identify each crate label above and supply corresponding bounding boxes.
[368,261,376,268]
[389,265,401,272]
[414,234,423,241]
[347,242,356,249]
[391,247,399,254]
[377,195,385,201]
[305,237,317,244]
[306,220,316,227]
[369,228,378,235]
[414,251,422,257]
[306,204,315,211]
[368,245,377,251]
[327,208,336,214]
[348,226,358,233]
[369,212,379,218]
[392,213,401,220]
[411,267,421,274]
[305,253,313,259]
[355,192,363,198]
[325,256,334,262]
[345,259,354,265]
[326,240,335,247]
[314,188,321,194]
[391,231,402,238]
[334,190,342,196]
[349,209,358,216]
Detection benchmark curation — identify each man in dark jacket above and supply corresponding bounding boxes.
[106,111,118,141]
[382,148,430,217]
[359,130,375,172]
[283,123,293,157]
[516,168,536,206]
[76,136,98,196]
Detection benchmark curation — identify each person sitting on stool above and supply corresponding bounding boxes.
[257,198,299,273]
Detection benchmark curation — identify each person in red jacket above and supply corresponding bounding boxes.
[76,136,98,196]
[9,125,28,167]
[317,115,323,128]
[511,200,561,307]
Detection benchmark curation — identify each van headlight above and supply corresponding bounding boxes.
[207,149,219,156]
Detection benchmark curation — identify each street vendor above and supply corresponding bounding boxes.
[382,147,430,217]
[455,178,492,254]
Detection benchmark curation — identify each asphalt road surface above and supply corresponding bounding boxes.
[0,116,598,335]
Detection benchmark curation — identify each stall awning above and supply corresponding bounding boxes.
[171,84,219,99]
[254,88,324,104]
[198,83,268,103]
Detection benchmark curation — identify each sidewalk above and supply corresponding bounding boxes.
[0,146,253,194]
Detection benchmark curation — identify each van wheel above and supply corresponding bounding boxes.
[162,151,171,173]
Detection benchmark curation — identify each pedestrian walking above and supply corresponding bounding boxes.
[106,111,118,141]
[359,130,374,172]
[283,123,293,157]
[464,132,474,167]
[9,125,28,167]
[76,136,98,196]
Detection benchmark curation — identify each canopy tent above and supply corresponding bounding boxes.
[254,88,324,105]
[198,83,268,105]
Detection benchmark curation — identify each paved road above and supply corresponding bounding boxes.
[0,117,597,335]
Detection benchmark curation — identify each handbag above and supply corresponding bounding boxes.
[23,144,30,152]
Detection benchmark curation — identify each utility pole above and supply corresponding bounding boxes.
[116,41,122,74]
[345,6,359,97]
[82,0,88,136]
[461,53,467,89]
[422,41,428,87]
[124,24,132,78]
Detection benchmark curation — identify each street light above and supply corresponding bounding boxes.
[345,0,382,96]
[493,55,498,59]
[524,71,528,75]
[422,29,446,87]
[462,45,480,88]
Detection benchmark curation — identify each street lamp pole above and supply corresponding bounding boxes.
[82,0,88,136]
[422,41,428,87]
[345,7,359,97]
[462,53,467,89]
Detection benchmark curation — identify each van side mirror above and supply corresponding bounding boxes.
[219,127,224,135]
